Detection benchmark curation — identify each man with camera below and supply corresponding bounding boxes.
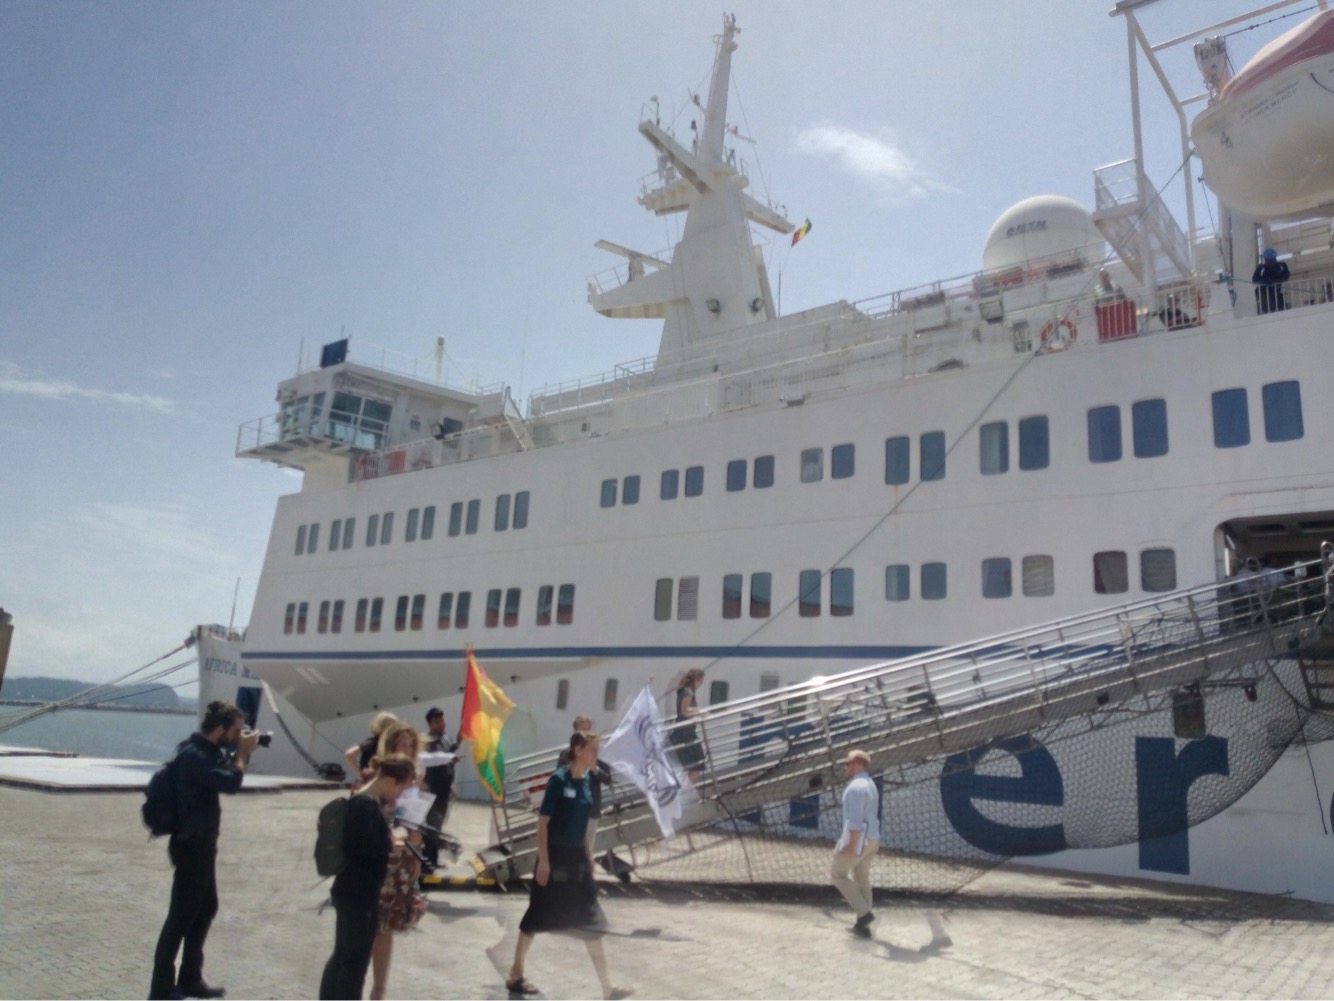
[149,700,261,1000]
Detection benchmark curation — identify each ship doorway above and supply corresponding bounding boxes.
[1216,511,1334,578]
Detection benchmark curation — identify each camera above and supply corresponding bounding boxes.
[257,731,273,748]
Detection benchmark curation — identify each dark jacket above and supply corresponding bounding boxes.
[331,793,392,906]
[424,733,458,799]
[554,750,612,816]
[171,732,245,839]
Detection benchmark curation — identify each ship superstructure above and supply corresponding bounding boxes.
[224,3,1334,900]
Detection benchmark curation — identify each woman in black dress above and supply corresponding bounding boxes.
[669,668,707,782]
[505,731,631,1000]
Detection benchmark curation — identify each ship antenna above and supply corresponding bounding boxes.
[228,577,240,634]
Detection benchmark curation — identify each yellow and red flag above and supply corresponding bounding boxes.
[459,649,514,800]
[791,218,812,247]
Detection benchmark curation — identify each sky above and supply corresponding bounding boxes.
[0,0,1278,692]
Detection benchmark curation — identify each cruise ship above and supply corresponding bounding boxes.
[206,2,1334,901]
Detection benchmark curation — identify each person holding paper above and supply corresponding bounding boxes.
[831,749,881,939]
[370,723,428,999]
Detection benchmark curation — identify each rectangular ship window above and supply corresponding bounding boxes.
[799,569,821,617]
[800,448,823,483]
[355,598,368,633]
[831,443,855,480]
[622,475,640,505]
[504,587,521,627]
[885,564,910,601]
[556,679,569,711]
[1018,416,1049,470]
[1087,405,1122,462]
[296,601,308,634]
[1093,551,1128,594]
[455,591,471,629]
[328,520,342,552]
[1212,388,1250,448]
[395,595,409,631]
[437,592,453,629]
[465,499,480,535]
[1263,381,1303,442]
[420,505,435,540]
[654,578,673,621]
[600,479,617,508]
[448,502,463,537]
[410,593,424,630]
[1021,555,1055,597]
[513,491,530,528]
[318,600,330,634]
[660,469,679,500]
[726,459,747,492]
[830,567,854,616]
[982,558,1012,598]
[885,436,910,485]
[722,574,742,619]
[1132,399,1169,458]
[557,584,575,625]
[980,422,1009,475]
[921,562,947,600]
[921,432,946,481]
[750,572,771,618]
[369,597,383,632]
[684,465,704,497]
[677,577,699,620]
[379,512,393,545]
[366,514,379,547]
[405,508,419,543]
[331,599,344,633]
[536,585,553,626]
[495,493,511,531]
[485,588,502,628]
[342,517,355,550]
[295,525,306,557]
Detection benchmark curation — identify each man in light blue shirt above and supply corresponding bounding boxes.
[831,749,880,938]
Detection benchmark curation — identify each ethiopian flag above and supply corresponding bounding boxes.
[791,218,812,247]
[460,650,514,800]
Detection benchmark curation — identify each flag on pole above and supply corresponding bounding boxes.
[790,218,812,247]
[602,685,687,838]
[459,649,514,801]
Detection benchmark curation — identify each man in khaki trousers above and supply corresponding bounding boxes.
[831,749,880,938]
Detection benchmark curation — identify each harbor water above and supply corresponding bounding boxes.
[0,707,191,762]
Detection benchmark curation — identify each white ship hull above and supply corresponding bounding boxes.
[223,6,1334,901]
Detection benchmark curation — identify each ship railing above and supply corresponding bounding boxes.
[486,554,1333,879]
[1247,272,1334,313]
[236,406,392,455]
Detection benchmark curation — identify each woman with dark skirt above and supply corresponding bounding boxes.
[669,668,707,782]
[505,731,632,1000]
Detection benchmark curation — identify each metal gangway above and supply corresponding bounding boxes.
[479,550,1334,883]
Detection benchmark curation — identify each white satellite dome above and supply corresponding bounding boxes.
[982,195,1104,274]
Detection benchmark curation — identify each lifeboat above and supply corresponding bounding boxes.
[1191,9,1334,220]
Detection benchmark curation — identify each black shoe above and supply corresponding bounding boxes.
[178,983,226,999]
[851,923,872,939]
[854,911,875,928]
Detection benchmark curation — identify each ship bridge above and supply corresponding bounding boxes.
[477,549,1334,889]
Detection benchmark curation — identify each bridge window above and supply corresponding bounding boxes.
[495,494,511,531]
[754,455,775,488]
[750,572,772,618]
[799,569,821,617]
[355,598,368,633]
[1018,416,1049,470]
[437,592,453,629]
[980,422,1009,475]
[1132,399,1169,458]
[556,679,569,711]
[557,584,575,625]
[921,562,948,600]
[405,508,419,543]
[1093,551,1128,594]
[660,469,680,500]
[800,448,823,483]
[1141,548,1177,592]
[331,599,344,633]
[684,465,705,497]
[1262,380,1303,442]
[342,517,355,550]
[485,589,501,628]
[982,557,1012,598]
[727,459,747,492]
[654,578,673,621]
[885,436,910,485]
[677,577,699,620]
[513,491,530,528]
[536,585,553,626]
[600,479,617,508]
[885,564,910,601]
[448,503,462,537]
[465,499,480,535]
[603,678,618,712]
[921,431,946,481]
[454,591,471,629]
[830,567,854,616]
[622,476,640,505]
[1212,388,1250,448]
[1087,405,1122,462]
[1021,555,1055,597]
[831,443,855,480]
[722,574,743,619]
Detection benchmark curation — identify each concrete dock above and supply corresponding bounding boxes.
[2,781,1334,999]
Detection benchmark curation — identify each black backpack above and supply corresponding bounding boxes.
[314,795,350,877]
[142,756,178,838]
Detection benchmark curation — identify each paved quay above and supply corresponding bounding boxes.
[3,783,1334,1000]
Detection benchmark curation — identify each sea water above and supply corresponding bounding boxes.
[0,708,192,761]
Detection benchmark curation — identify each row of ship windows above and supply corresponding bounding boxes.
[294,491,532,556]
[654,548,1178,620]
[556,675,743,713]
[282,583,576,634]
[599,381,1304,505]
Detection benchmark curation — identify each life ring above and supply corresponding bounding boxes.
[1039,317,1077,351]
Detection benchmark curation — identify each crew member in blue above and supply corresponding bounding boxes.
[831,749,881,939]
[1253,248,1290,314]
[149,701,260,1000]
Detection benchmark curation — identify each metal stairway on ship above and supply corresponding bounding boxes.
[477,549,1334,885]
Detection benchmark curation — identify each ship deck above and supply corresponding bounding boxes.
[2,774,1333,999]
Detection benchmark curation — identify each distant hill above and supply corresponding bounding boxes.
[1,676,186,709]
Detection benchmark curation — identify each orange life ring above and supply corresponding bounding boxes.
[1039,317,1077,351]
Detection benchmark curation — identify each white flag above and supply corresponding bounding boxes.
[602,685,686,838]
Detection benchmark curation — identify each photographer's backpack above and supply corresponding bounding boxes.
[141,755,177,839]
[314,795,350,877]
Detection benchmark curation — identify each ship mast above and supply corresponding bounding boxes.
[589,15,794,378]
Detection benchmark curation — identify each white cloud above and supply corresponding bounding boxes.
[792,125,958,202]
[0,360,174,413]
